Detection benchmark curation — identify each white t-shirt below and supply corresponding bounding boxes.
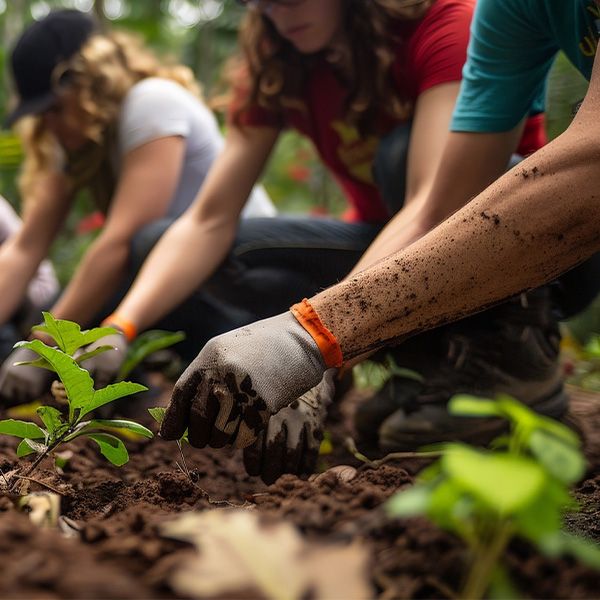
[114,78,276,219]
[0,196,59,307]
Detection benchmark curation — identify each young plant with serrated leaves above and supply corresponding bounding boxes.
[0,313,153,487]
[386,393,600,600]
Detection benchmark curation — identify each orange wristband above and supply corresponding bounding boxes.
[290,298,343,368]
[101,313,137,342]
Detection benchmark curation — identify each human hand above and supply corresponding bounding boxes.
[160,311,331,449]
[243,370,336,484]
[0,347,53,405]
[78,332,128,389]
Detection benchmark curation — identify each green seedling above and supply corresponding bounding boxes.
[386,394,600,600]
[118,329,185,381]
[0,313,153,488]
[353,352,423,392]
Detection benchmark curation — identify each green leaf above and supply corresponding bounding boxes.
[73,419,153,439]
[36,406,64,436]
[442,446,546,515]
[78,381,147,419]
[15,340,95,420]
[16,439,40,457]
[148,407,166,425]
[514,482,569,543]
[13,357,54,371]
[448,394,504,418]
[428,478,473,531]
[0,419,45,439]
[386,485,431,518]
[118,330,185,380]
[496,394,539,432]
[34,312,118,355]
[528,429,585,484]
[75,345,114,364]
[85,433,129,466]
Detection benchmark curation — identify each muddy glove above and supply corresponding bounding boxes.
[0,347,53,405]
[78,332,128,389]
[160,305,342,450]
[243,369,336,484]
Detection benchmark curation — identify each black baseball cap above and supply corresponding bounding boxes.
[4,9,97,128]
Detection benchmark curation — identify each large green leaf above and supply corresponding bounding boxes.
[33,312,117,355]
[442,446,546,516]
[118,330,185,380]
[0,419,45,439]
[85,433,129,466]
[77,381,148,419]
[16,340,95,420]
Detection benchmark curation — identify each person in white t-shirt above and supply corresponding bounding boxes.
[0,10,275,403]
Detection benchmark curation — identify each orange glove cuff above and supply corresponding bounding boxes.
[101,313,137,342]
[290,298,343,368]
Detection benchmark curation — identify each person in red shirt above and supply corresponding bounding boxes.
[76,0,551,483]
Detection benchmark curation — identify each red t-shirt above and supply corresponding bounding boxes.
[234,0,546,223]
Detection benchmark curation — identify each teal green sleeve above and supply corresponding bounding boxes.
[451,0,560,133]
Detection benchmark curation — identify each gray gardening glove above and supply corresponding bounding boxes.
[0,346,54,405]
[78,332,128,389]
[243,369,336,484]
[160,312,328,449]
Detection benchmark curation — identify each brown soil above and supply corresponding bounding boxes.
[0,376,599,599]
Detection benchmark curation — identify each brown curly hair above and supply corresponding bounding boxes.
[228,0,435,135]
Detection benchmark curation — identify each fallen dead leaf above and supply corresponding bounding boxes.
[161,509,373,599]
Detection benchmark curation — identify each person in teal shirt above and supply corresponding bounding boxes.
[453,0,598,132]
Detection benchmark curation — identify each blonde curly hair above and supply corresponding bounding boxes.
[228,0,435,135]
[18,29,203,201]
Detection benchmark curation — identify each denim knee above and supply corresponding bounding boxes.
[373,122,411,215]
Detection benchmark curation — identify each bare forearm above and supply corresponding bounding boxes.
[51,240,129,325]
[0,247,42,324]
[115,216,235,331]
[312,124,600,361]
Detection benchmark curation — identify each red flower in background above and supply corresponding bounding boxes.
[76,211,105,235]
[287,164,311,183]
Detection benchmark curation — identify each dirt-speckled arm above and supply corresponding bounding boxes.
[310,61,600,362]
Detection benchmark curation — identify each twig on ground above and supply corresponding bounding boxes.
[13,475,65,496]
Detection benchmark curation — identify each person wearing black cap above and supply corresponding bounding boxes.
[0,9,274,403]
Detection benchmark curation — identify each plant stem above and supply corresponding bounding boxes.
[344,437,441,466]
[461,522,514,600]
[176,440,191,479]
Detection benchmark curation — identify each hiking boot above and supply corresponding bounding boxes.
[353,287,569,451]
